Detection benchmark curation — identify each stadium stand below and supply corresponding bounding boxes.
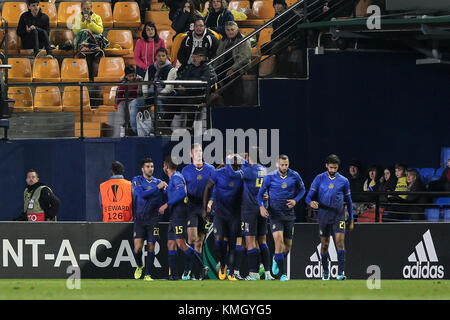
[62,86,91,112]
[94,57,125,82]
[49,29,75,56]
[60,58,90,82]
[32,57,61,82]
[33,86,62,112]
[0,29,21,55]
[39,2,58,28]
[92,2,113,28]
[113,1,141,27]
[237,1,275,27]
[8,87,33,112]
[104,29,134,56]
[1,2,28,27]
[8,58,32,83]
[57,2,81,28]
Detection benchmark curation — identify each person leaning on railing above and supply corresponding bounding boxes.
[387,168,427,221]
[213,21,251,106]
[116,65,141,136]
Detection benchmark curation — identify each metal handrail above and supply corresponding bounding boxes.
[207,0,307,66]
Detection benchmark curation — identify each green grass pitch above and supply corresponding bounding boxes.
[0,279,448,300]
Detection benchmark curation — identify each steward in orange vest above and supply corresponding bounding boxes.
[99,161,133,222]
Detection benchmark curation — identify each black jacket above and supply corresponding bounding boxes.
[171,9,203,35]
[177,60,218,84]
[177,29,219,66]
[15,182,60,221]
[204,8,234,36]
[16,9,50,48]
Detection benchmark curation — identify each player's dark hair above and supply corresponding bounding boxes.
[279,154,289,161]
[191,143,202,151]
[395,162,408,171]
[111,161,124,175]
[140,158,153,168]
[326,154,341,165]
[26,169,39,177]
[164,156,178,171]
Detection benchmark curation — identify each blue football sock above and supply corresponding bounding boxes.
[233,245,244,272]
[133,250,143,267]
[321,252,330,274]
[247,248,259,273]
[337,250,346,275]
[168,250,177,277]
[145,251,155,276]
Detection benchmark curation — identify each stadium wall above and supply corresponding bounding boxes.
[0,222,447,280]
[212,50,450,187]
[0,138,173,221]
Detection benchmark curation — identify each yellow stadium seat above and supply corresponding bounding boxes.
[93,2,113,28]
[98,85,118,111]
[145,10,170,27]
[61,58,89,82]
[57,2,81,28]
[170,33,187,64]
[113,2,141,28]
[104,30,134,56]
[94,57,125,82]
[286,0,298,6]
[1,2,28,27]
[49,30,75,56]
[159,29,175,56]
[40,2,57,28]
[228,0,251,12]
[8,87,33,112]
[8,58,32,83]
[252,27,273,54]
[32,57,61,82]
[0,29,21,55]
[62,86,91,112]
[34,86,62,112]
[238,1,275,26]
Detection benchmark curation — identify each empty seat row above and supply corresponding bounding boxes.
[9,85,118,112]
[227,0,275,26]
[1,1,141,28]
[8,57,125,83]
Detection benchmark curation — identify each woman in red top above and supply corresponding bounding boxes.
[134,22,166,78]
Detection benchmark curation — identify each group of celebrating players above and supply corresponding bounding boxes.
[131,143,354,282]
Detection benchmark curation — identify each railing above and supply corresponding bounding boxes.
[6,80,210,139]
[306,191,450,223]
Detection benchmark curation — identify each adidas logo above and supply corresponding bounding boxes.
[305,237,339,278]
[402,230,444,279]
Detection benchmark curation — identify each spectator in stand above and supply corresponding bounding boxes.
[72,0,107,79]
[379,166,397,203]
[134,22,167,79]
[204,0,234,36]
[175,47,218,129]
[346,159,365,218]
[177,17,219,68]
[388,169,426,221]
[116,65,141,136]
[172,0,204,36]
[362,164,382,204]
[130,48,178,129]
[429,158,450,192]
[166,0,191,21]
[391,163,408,199]
[17,0,53,59]
[213,21,251,105]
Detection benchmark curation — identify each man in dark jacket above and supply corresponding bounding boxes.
[177,17,219,68]
[175,47,218,129]
[16,0,53,58]
[204,0,234,36]
[15,169,60,221]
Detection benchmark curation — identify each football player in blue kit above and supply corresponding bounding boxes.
[132,158,167,281]
[257,154,306,281]
[181,143,215,279]
[159,156,209,280]
[224,151,274,281]
[305,154,354,280]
